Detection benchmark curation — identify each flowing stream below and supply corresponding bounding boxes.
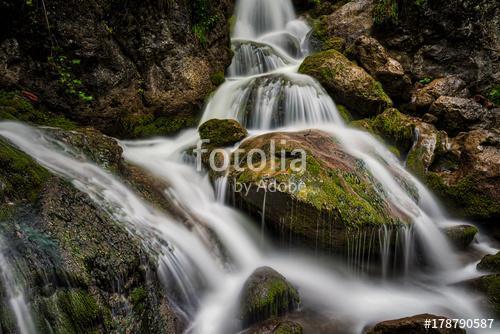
[0,0,498,333]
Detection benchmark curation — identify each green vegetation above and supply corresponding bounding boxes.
[48,52,93,102]
[192,0,219,46]
[478,252,500,273]
[488,85,500,105]
[123,112,199,138]
[425,173,500,221]
[371,108,414,154]
[373,0,398,26]
[210,71,225,86]
[0,91,76,129]
[198,118,248,147]
[419,77,433,85]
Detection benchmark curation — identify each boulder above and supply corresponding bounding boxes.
[198,119,248,148]
[410,76,469,112]
[478,252,500,273]
[240,267,300,327]
[464,274,500,317]
[425,129,500,222]
[366,314,465,334]
[429,97,486,135]
[242,319,303,334]
[442,224,478,250]
[316,0,375,45]
[228,130,407,254]
[352,35,412,102]
[299,50,392,116]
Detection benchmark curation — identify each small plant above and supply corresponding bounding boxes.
[488,85,500,106]
[48,52,93,102]
[192,0,219,46]
[419,77,432,85]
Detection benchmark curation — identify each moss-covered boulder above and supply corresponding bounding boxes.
[442,224,478,250]
[228,130,407,254]
[478,252,500,273]
[366,313,465,334]
[465,274,500,317]
[199,119,248,148]
[424,129,500,222]
[240,267,300,327]
[299,50,392,117]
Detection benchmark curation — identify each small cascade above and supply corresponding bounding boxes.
[0,237,37,334]
[233,0,295,38]
[227,41,291,77]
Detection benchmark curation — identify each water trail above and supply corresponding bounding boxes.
[0,122,221,318]
[0,236,37,334]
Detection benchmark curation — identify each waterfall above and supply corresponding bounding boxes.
[0,0,497,333]
[0,237,37,334]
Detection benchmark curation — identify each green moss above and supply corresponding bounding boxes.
[425,173,500,221]
[58,289,100,330]
[130,286,148,313]
[336,105,352,122]
[478,275,500,317]
[444,224,478,250]
[0,91,76,129]
[123,112,199,138]
[371,108,414,154]
[210,71,225,86]
[406,146,426,177]
[274,322,303,334]
[488,85,500,106]
[199,118,248,147]
[0,139,50,203]
[478,252,500,273]
[373,0,398,26]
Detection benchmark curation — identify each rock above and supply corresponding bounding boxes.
[198,119,248,148]
[369,108,415,154]
[0,135,184,333]
[425,129,500,222]
[317,0,375,44]
[422,113,438,124]
[352,35,412,102]
[366,314,465,334]
[0,0,233,138]
[228,130,407,254]
[372,0,499,96]
[299,50,392,116]
[464,274,500,317]
[429,97,486,135]
[411,76,469,112]
[442,224,478,250]
[240,267,300,327]
[241,318,303,334]
[478,252,500,273]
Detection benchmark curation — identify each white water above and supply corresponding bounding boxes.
[0,237,37,334]
[0,0,498,333]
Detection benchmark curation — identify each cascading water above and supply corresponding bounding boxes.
[0,0,498,333]
[0,237,36,334]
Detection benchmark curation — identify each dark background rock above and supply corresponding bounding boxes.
[0,0,233,138]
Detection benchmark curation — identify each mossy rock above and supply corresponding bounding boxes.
[299,50,392,117]
[371,108,415,154]
[425,173,500,222]
[242,318,303,334]
[199,118,248,148]
[467,274,500,317]
[240,267,300,327]
[0,91,76,129]
[122,112,199,138]
[443,224,478,250]
[228,130,407,254]
[0,139,50,205]
[478,252,500,273]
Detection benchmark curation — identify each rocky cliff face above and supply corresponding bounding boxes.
[0,0,233,138]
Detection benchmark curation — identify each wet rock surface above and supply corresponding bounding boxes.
[365,314,466,334]
[299,49,392,116]
[0,0,233,138]
[240,266,300,328]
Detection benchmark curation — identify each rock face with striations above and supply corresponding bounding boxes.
[0,0,233,138]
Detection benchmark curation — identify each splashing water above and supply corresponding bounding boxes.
[0,0,498,333]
